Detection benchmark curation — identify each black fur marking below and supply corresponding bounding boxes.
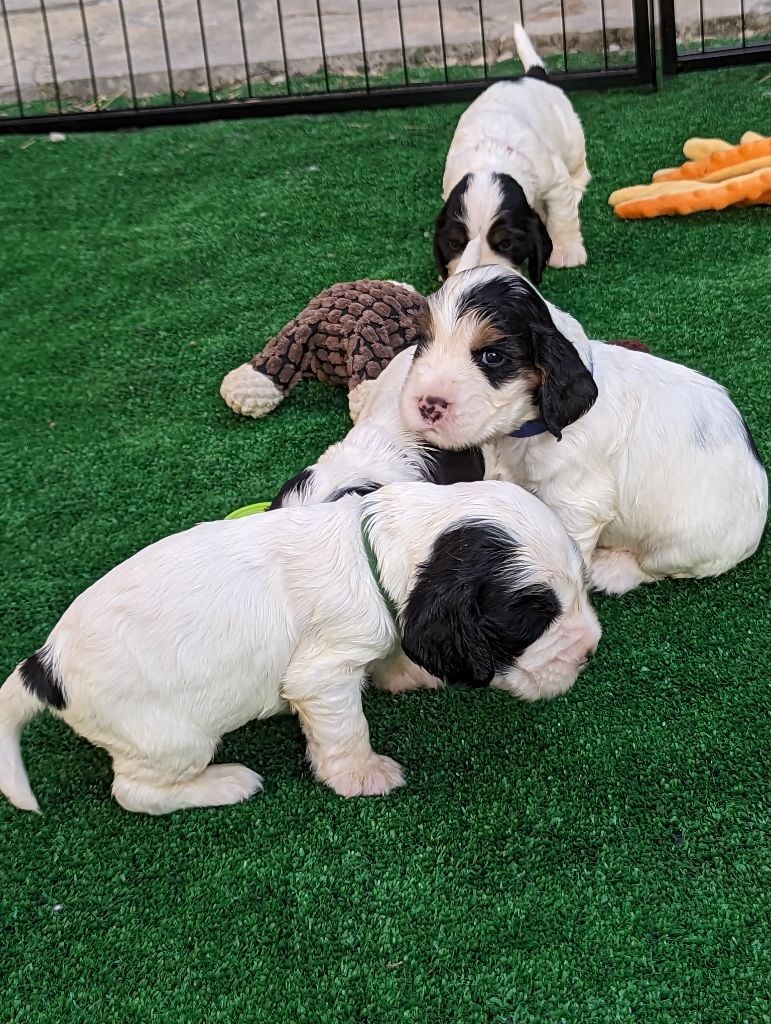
[487,174,552,285]
[740,415,764,466]
[432,171,552,284]
[20,650,66,710]
[525,65,549,80]
[327,481,382,502]
[401,522,561,687]
[459,274,598,438]
[420,446,486,485]
[269,467,314,509]
[433,175,471,280]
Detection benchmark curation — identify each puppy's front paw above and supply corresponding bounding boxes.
[549,241,587,268]
[370,659,443,694]
[326,753,405,797]
[590,549,651,595]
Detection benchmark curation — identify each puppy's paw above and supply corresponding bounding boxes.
[548,241,587,269]
[590,549,651,595]
[326,753,405,797]
[370,659,443,694]
[203,764,265,803]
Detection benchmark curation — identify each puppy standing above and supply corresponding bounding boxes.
[0,481,600,815]
[435,24,590,283]
[399,266,767,594]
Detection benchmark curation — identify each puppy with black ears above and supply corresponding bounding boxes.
[434,23,590,283]
[400,265,768,595]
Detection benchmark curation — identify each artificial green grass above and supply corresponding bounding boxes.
[1,65,769,1024]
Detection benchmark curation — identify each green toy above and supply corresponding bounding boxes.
[224,501,271,520]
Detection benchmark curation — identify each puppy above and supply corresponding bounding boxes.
[0,481,600,815]
[399,266,768,594]
[270,347,485,510]
[434,23,590,283]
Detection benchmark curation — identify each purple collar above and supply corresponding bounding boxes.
[509,350,594,440]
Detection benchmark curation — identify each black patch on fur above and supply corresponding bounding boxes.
[740,415,764,465]
[459,273,598,439]
[525,65,549,81]
[327,481,382,502]
[433,175,471,280]
[488,173,553,285]
[421,446,486,485]
[20,650,66,710]
[269,467,314,509]
[432,171,552,284]
[401,522,561,687]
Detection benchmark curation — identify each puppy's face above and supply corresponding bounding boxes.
[401,520,600,700]
[434,173,552,283]
[401,267,598,448]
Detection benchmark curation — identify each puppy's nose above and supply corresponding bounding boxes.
[418,395,449,424]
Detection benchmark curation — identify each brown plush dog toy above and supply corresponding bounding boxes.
[220,279,426,423]
[220,279,651,424]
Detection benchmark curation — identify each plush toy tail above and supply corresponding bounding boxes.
[220,362,285,419]
[513,23,547,79]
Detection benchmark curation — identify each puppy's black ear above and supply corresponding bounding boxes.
[401,524,497,686]
[478,582,561,669]
[532,324,598,440]
[269,467,313,509]
[433,203,450,280]
[526,214,553,286]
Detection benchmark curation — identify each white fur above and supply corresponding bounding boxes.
[0,481,599,814]
[442,25,590,273]
[400,266,768,592]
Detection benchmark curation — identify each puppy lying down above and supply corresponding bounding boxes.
[0,481,600,815]
[398,266,768,594]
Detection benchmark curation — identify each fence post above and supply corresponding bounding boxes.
[632,0,658,86]
[658,0,679,74]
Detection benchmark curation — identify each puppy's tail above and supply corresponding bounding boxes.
[0,662,47,812]
[513,23,548,80]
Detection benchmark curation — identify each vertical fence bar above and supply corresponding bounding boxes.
[395,0,410,84]
[352,0,370,89]
[658,0,679,72]
[476,0,488,76]
[559,0,569,72]
[436,0,449,82]
[38,0,62,113]
[739,0,746,46]
[1,0,24,117]
[313,0,330,91]
[599,0,609,69]
[115,0,138,107]
[275,0,292,94]
[632,0,656,83]
[155,0,176,103]
[698,0,705,51]
[76,1,98,108]
[234,0,253,97]
[194,0,215,101]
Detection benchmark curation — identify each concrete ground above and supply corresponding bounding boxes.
[1,0,769,107]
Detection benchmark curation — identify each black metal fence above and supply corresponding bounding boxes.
[659,0,771,73]
[0,0,767,133]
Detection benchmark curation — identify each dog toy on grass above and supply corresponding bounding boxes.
[220,280,426,423]
[609,132,771,219]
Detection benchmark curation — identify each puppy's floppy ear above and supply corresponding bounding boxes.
[433,202,451,280]
[526,214,553,286]
[532,323,598,440]
[401,524,498,686]
[269,467,313,509]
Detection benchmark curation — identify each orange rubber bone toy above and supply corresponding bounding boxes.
[609,131,771,219]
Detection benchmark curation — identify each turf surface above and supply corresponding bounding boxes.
[1,65,770,1024]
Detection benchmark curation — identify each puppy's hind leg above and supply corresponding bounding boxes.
[590,549,656,596]
[110,730,263,815]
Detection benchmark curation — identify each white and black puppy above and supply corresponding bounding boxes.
[0,481,600,815]
[434,24,590,283]
[270,347,485,509]
[399,266,768,594]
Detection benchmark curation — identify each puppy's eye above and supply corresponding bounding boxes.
[496,237,513,252]
[480,348,506,367]
[447,239,465,254]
